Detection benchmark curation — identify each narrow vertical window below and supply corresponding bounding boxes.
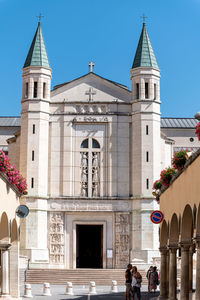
[34,82,38,98]
[32,151,34,161]
[154,84,157,100]
[146,125,149,135]
[145,82,149,99]
[136,83,139,99]
[33,124,35,134]
[43,82,46,98]
[25,82,29,98]
[146,178,149,190]
[146,151,149,162]
[31,178,34,188]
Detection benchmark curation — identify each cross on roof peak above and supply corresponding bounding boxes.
[140,13,148,24]
[89,61,95,73]
[36,13,44,23]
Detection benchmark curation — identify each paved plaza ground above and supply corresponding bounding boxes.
[20,284,160,299]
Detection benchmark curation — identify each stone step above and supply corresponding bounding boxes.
[25,269,148,285]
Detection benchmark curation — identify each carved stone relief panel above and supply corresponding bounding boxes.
[115,212,130,268]
[49,212,64,264]
[92,152,100,197]
[80,152,88,197]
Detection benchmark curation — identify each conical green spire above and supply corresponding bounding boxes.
[132,23,159,70]
[24,22,50,68]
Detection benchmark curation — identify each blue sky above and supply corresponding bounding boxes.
[0,0,200,117]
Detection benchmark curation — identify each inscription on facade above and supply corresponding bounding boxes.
[73,116,108,123]
[49,212,64,264]
[49,200,130,212]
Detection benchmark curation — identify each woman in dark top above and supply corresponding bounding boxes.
[125,264,132,300]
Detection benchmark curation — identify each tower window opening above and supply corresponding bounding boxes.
[34,82,38,98]
[146,125,149,135]
[154,84,157,100]
[136,83,139,99]
[43,82,46,98]
[145,82,149,99]
[25,82,29,98]
[32,150,34,161]
[146,178,149,190]
[33,124,35,134]
[31,178,34,188]
[146,151,149,162]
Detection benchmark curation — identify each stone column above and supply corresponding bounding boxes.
[180,243,190,300]
[168,245,177,300]
[159,247,168,299]
[1,249,10,297]
[166,250,169,295]
[195,239,200,300]
[189,244,194,292]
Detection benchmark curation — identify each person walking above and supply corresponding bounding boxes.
[125,263,132,300]
[146,266,153,292]
[149,266,159,293]
[131,266,142,300]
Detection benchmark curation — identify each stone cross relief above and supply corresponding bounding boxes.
[85,87,96,101]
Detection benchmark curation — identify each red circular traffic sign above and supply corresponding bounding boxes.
[150,210,164,224]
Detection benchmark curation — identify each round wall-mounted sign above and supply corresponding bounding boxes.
[150,210,164,224]
[16,205,29,218]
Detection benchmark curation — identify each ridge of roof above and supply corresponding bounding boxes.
[52,72,131,92]
[23,22,50,68]
[132,23,159,70]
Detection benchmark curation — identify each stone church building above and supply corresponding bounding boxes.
[2,21,199,270]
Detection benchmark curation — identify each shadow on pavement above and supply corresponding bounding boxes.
[60,291,160,300]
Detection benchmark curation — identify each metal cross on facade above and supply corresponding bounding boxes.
[36,13,44,22]
[85,87,96,101]
[89,62,95,73]
[140,13,148,24]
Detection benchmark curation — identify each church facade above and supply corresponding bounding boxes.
[4,21,199,269]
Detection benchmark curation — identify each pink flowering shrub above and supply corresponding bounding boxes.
[0,151,27,194]
[195,122,200,141]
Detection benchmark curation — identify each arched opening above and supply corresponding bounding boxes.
[178,214,181,234]
[81,139,88,149]
[196,204,200,238]
[181,204,193,243]
[193,204,197,230]
[160,220,168,247]
[92,139,100,149]
[0,212,9,242]
[169,213,179,245]
[11,219,18,243]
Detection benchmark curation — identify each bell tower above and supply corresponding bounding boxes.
[131,21,161,264]
[131,21,161,197]
[20,21,52,264]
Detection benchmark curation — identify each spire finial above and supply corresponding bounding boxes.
[89,61,95,73]
[36,13,44,23]
[140,13,148,24]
